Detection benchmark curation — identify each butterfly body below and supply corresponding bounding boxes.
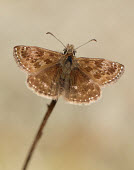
[14,43,124,104]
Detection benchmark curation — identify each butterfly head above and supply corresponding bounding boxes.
[63,44,76,55]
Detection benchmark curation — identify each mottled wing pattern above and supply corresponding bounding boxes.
[14,46,62,74]
[64,68,101,104]
[77,58,124,86]
[27,64,62,99]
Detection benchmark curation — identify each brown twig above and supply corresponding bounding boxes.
[22,99,58,170]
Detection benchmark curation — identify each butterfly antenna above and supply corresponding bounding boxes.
[46,32,66,48]
[75,39,97,50]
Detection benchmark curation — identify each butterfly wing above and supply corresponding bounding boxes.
[13,46,63,74]
[64,68,101,104]
[76,58,124,86]
[27,64,62,99]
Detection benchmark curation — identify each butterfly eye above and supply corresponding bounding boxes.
[73,50,76,55]
[63,49,67,54]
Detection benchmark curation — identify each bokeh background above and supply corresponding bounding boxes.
[0,0,133,170]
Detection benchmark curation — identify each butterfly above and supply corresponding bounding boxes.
[13,32,124,104]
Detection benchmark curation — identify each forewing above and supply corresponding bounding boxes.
[13,46,62,74]
[64,68,101,104]
[27,64,62,99]
[77,58,124,86]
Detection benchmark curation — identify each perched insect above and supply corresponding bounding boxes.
[13,32,124,104]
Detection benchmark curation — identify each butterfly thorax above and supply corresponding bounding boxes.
[60,44,77,73]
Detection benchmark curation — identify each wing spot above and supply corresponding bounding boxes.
[43,83,48,88]
[24,47,27,50]
[73,86,78,89]
[29,80,31,84]
[85,66,92,72]
[22,65,26,68]
[44,59,52,64]
[121,66,124,70]
[94,73,101,79]
[34,62,41,68]
[14,48,17,53]
[32,84,36,88]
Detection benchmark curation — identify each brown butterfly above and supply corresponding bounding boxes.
[13,32,124,104]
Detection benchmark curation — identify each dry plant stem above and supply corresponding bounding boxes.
[22,99,58,170]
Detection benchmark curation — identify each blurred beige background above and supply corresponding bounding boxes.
[0,0,133,170]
